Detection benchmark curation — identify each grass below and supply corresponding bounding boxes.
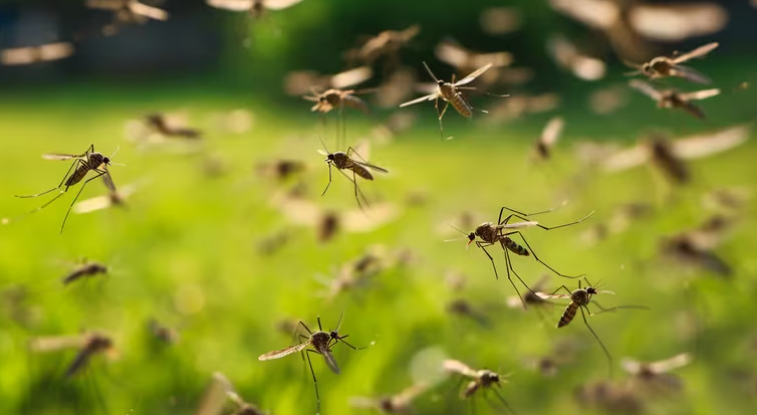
[0,79,756,415]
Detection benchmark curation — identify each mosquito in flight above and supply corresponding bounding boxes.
[400,61,503,140]
[62,259,109,286]
[349,382,429,414]
[454,206,594,309]
[5,144,118,233]
[258,313,360,415]
[85,0,169,36]
[537,278,649,376]
[318,139,388,210]
[621,353,692,394]
[625,42,718,84]
[29,331,116,378]
[195,372,265,415]
[443,359,517,415]
[629,79,720,119]
[532,116,565,160]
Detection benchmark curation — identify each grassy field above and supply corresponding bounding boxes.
[1,78,757,415]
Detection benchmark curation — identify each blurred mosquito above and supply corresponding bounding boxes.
[532,116,565,160]
[349,25,420,67]
[144,112,202,139]
[537,278,649,377]
[74,179,141,215]
[304,88,375,144]
[29,331,116,379]
[434,39,513,85]
[521,338,583,377]
[621,353,692,394]
[318,139,388,210]
[453,206,594,309]
[86,0,169,36]
[62,259,110,286]
[629,79,719,119]
[602,124,751,185]
[443,359,517,415]
[547,35,606,81]
[625,42,718,84]
[0,42,74,66]
[195,372,265,415]
[258,313,360,415]
[661,234,732,278]
[255,159,306,182]
[446,298,491,328]
[400,62,505,140]
[5,144,119,233]
[574,379,643,414]
[350,382,429,414]
[148,319,180,345]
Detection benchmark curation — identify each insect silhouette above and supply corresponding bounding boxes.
[29,332,116,378]
[400,61,502,140]
[548,35,606,81]
[434,39,513,85]
[532,116,565,160]
[144,113,202,139]
[350,25,420,67]
[443,359,517,415]
[62,259,109,286]
[258,313,360,415]
[538,278,649,376]
[0,42,74,66]
[6,145,118,233]
[456,206,594,309]
[621,353,692,394]
[318,140,388,209]
[349,383,429,414]
[304,88,372,115]
[73,177,143,215]
[86,0,169,36]
[196,372,265,415]
[629,79,719,119]
[625,42,718,84]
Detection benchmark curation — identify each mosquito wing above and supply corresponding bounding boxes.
[73,195,112,214]
[443,359,479,378]
[195,372,233,415]
[42,152,87,161]
[263,0,304,10]
[331,66,373,89]
[29,335,87,352]
[648,353,692,373]
[206,0,255,11]
[630,5,726,42]
[39,43,75,61]
[620,357,643,375]
[435,40,470,69]
[342,203,399,233]
[392,383,429,407]
[399,93,437,108]
[129,1,169,20]
[455,63,493,86]
[602,145,650,172]
[549,0,619,30]
[629,79,663,101]
[496,221,539,230]
[679,88,720,102]
[102,166,117,192]
[672,42,719,64]
[672,125,751,160]
[349,397,379,409]
[671,65,711,84]
[258,342,309,360]
[540,116,564,147]
[320,348,341,374]
[536,292,571,300]
[354,160,388,173]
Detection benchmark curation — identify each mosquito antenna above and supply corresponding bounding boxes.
[449,224,467,235]
[335,310,345,333]
[422,61,439,82]
[109,146,120,160]
[318,135,330,155]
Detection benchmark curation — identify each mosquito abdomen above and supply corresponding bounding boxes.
[65,166,89,187]
[503,237,529,256]
[558,302,578,328]
[351,165,374,181]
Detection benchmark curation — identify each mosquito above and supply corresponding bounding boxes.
[148,319,180,345]
[196,372,265,415]
[62,259,110,286]
[144,112,202,139]
[434,39,513,85]
[532,116,565,160]
[400,62,503,140]
[318,139,388,210]
[629,79,719,119]
[350,383,429,414]
[258,313,360,415]
[5,144,118,233]
[29,331,116,378]
[621,353,692,394]
[446,298,491,328]
[443,359,518,415]
[73,178,141,215]
[537,278,649,377]
[86,0,168,36]
[454,206,594,309]
[349,25,420,69]
[625,42,718,84]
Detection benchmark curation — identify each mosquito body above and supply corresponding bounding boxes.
[62,260,109,285]
[258,313,359,414]
[443,359,517,414]
[351,25,420,67]
[304,88,371,115]
[625,42,718,84]
[538,278,648,376]
[629,79,719,119]
[350,383,429,414]
[533,116,565,160]
[319,141,387,209]
[7,145,117,233]
[196,372,265,415]
[621,353,692,394]
[29,332,115,378]
[400,62,499,139]
[458,206,593,309]
[145,113,202,139]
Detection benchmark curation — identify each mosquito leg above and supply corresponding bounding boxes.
[320,163,333,196]
[469,393,476,415]
[334,310,344,332]
[502,247,527,310]
[317,316,323,331]
[499,210,594,231]
[550,285,573,296]
[89,370,110,415]
[475,241,498,280]
[588,303,649,316]
[497,205,578,225]
[305,350,321,415]
[60,170,105,234]
[505,231,583,279]
[336,168,370,210]
[490,388,518,415]
[352,170,363,210]
[580,306,612,377]
[15,159,81,198]
[438,100,450,140]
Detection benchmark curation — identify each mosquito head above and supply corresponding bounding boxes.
[586,286,598,295]
[466,232,476,246]
[436,79,444,87]
[103,157,111,165]
[641,62,653,75]
[327,153,336,161]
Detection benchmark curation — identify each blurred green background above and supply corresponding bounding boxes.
[1,1,757,415]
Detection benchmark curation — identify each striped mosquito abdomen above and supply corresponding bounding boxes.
[342,95,369,113]
[440,84,473,118]
[558,302,579,328]
[463,380,480,398]
[350,164,374,180]
[65,165,91,187]
[503,237,529,256]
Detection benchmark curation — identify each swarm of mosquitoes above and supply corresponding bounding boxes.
[1,1,754,414]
